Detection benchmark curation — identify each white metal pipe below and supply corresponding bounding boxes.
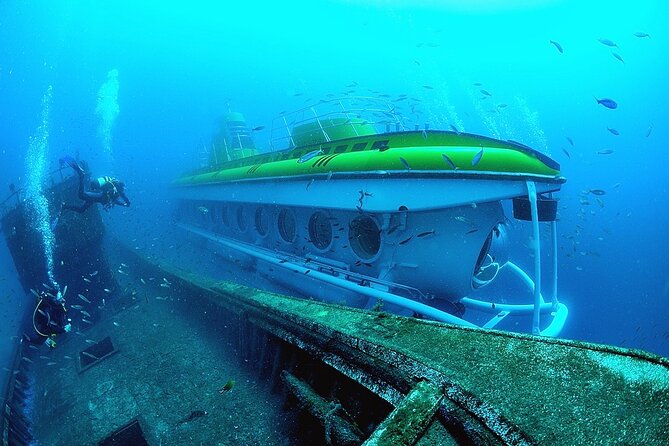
[178,223,477,327]
[526,181,542,335]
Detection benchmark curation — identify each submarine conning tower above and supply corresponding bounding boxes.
[210,111,258,165]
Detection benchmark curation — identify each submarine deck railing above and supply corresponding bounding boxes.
[269,96,406,151]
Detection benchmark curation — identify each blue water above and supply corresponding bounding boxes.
[1,0,668,375]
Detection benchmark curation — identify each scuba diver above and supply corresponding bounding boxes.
[26,289,71,349]
[60,155,130,213]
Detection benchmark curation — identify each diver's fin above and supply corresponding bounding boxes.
[59,155,83,175]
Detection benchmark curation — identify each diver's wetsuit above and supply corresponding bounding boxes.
[26,295,68,345]
[62,160,130,213]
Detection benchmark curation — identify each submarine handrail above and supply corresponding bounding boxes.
[269,96,404,151]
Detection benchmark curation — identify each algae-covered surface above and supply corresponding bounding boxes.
[168,269,669,445]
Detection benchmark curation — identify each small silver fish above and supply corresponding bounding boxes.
[589,189,606,196]
[80,310,91,318]
[81,351,98,359]
[90,270,98,276]
[645,124,653,137]
[297,149,324,164]
[78,294,91,303]
[83,277,92,283]
[399,157,411,171]
[82,319,92,324]
[449,124,460,134]
[47,362,57,366]
[113,322,120,327]
[71,304,83,310]
[611,52,624,64]
[140,278,146,284]
[549,40,563,53]
[441,154,457,170]
[597,38,618,47]
[607,127,619,135]
[471,147,484,167]
[597,149,614,155]
[633,32,650,38]
[104,288,112,294]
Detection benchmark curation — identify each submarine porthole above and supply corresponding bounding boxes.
[255,207,270,237]
[278,208,297,243]
[237,206,248,232]
[348,215,381,260]
[308,211,333,251]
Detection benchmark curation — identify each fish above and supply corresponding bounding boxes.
[597,149,614,155]
[441,153,457,170]
[21,357,33,364]
[607,127,619,135]
[83,277,92,283]
[140,278,146,284]
[81,351,98,359]
[251,126,265,132]
[85,339,96,344]
[497,103,508,108]
[480,89,492,96]
[113,322,120,327]
[71,304,83,310]
[422,85,434,89]
[646,124,653,137]
[449,124,460,134]
[399,157,411,171]
[597,38,618,47]
[178,410,208,424]
[549,40,563,53]
[197,206,209,214]
[82,319,92,324]
[473,82,483,86]
[595,97,617,109]
[399,236,413,245]
[589,189,607,196]
[297,148,324,164]
[562,148,571,159]
[471,147,484,167]
[566,136,574,146]
[80,310,91,318]
[103,288,112,294]
[633,32,650,38]
[466,228,479,234]
[611,52,624,64]
[159,283,170,288]
[219,379,235,393]
[47,362,57,366]
[417,230,435,238]
[78,294,91,303]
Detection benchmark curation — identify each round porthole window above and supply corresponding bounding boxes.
[308,211,333,250]
[255,207,270,237]
[237,206,248,232]
[278,208,296,243]
[348,215,381,260]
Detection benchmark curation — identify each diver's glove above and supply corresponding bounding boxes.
[64,323,72,333]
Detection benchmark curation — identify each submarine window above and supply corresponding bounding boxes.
[255,207,270,237]
[349,215,381,260]
[308,211,333,250]
[334,145,348,153]
[371,140,390,150]
[352,142,368,152]
[278,208,297,243]
[236,206,248,232]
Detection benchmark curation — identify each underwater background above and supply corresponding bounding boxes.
[1,0,668,383]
